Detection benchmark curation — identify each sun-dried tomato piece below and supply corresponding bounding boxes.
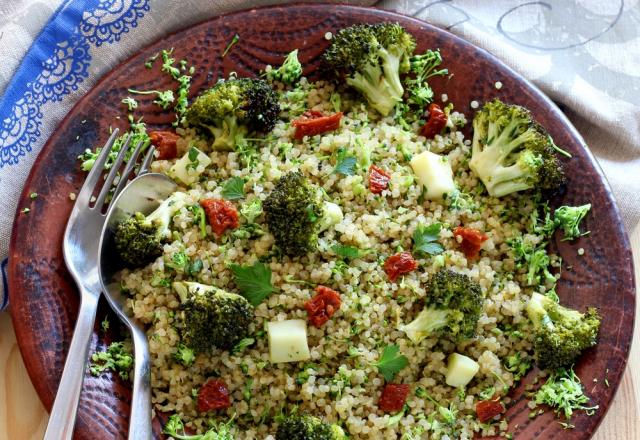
[304,285,341,328]
[475,397,504,423]
[197,378,232,412]
[149,130,180,160]
[453,226,489,260]
[383,251,418,282]
[420,103,448,139]
[368,164,392,194]
[378,384,410,413]
[200,199,239,236]
[292,111,343,139]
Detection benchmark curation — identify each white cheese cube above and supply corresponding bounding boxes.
[410,151,456,200]
[268,319,310,363]
[445,353,479,388]
[169,146,212,186]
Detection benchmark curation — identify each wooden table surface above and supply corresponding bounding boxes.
[1,226,638,440]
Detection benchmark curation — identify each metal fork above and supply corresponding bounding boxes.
[44,129,151,440]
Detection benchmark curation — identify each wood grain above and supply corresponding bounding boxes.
[0,224,638,440]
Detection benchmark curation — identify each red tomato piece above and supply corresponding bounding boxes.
[149,130,179,160]
[368,165,392,194]
[475,398,504,423]
[378,384,410,413]
[420,103,448,139]
[304,285,341,328]
[197,378,232,412]
[200,199,239,236]
[453,226,489,260]
[383,252,418,282]
[292,111,343,139]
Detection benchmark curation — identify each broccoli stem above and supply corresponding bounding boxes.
[401,307,450,343]
[347,62,401,116]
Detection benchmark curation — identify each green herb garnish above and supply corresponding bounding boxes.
[89,341,133,380]
[230,261,277,306]
[222,34,240,58]
[232,337,255,354]
[371,344,408,382]
[412,223,444,256]
[334,156,357,176]
[534,367,598,419]
[222,176,246,200]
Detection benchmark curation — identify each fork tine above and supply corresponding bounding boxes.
[138,146,156,175]
[75,129,120,206]
[93,133,132,211]
[111,139,145,198]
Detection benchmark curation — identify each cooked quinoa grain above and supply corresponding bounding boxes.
[118,79,547,439]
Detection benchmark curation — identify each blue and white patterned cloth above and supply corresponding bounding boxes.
[1,0,639,310]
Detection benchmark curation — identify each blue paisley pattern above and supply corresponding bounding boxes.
[0,93,42,166]
[81,0,150,46]
[0,0,150,168]
[30,31,91,103]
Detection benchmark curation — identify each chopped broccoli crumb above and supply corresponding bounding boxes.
[89,341,133,380]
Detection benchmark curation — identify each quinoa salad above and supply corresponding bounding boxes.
[85,23,600,440]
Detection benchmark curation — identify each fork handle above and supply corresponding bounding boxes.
[44,290,99,440]
[128,325,152,440]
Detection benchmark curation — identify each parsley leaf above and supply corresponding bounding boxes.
[335,156,357,176]
[188,146,199,162]
[334,148,357,175]
[232,337,255,354]
[372,344,408,382]
[222,176,246,200]
[332,244,362,259]
[187,258,203,276]
[413,223,444,256]
[230,261,277,306]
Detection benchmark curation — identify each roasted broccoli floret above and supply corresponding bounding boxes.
[264,172,343,256]
[174,281,253,352]
[323,23,416,116]
[266,49,303,84]
[276,414,346,440]
[526,292,600,370]
[554,204,591,241]
[469,99,566,197]
[173,343,196,366]
[114,192,188,267]
[185,78,280,151]
[163,413,234,440]
[405,49,448,107]
[400,269,483,343]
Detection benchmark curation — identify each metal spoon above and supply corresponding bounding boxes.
[98,173,178,440]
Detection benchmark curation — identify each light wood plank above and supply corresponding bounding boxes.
[0,312,48,440]
[1,226,638,439]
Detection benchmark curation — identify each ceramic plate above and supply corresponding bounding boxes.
[8,4,635,439]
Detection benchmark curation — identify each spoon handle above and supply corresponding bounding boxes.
[44,289,99,440]
[128,324,152,440]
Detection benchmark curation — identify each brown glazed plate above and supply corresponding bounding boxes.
[8,3,636,440]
